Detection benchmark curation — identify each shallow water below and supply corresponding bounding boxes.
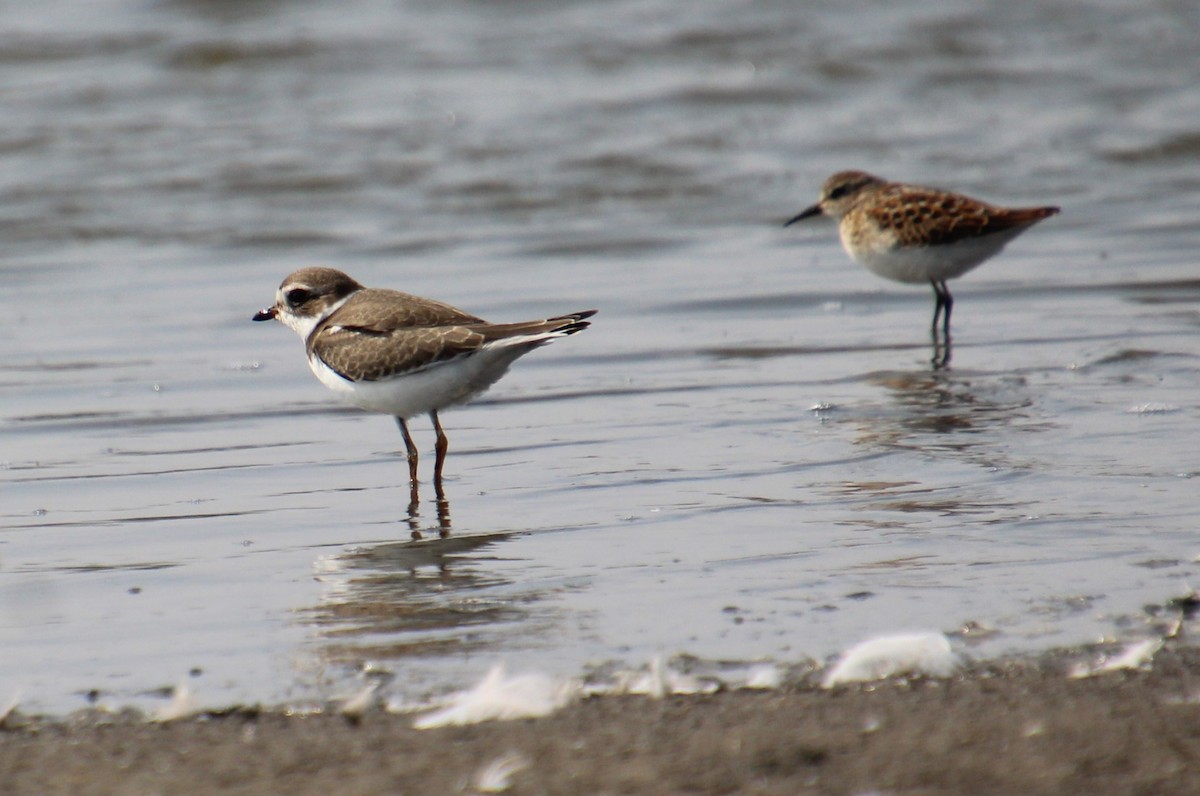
[2,0,1200,714]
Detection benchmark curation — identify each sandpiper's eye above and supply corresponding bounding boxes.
[828,184,850,200]
[285,288,311,306]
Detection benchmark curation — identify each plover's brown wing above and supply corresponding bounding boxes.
[867,185,1059,247]
[311,310,596,382]
[311,323,490,382]
[329,288,486,333]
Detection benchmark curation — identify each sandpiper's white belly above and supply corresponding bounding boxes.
[847,230,1023,285]
[307,342,534,420]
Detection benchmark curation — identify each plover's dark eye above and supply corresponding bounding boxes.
[285,288,312,306]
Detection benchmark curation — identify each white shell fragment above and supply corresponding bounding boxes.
[1069,639,1165,678]
[474,752,531,793]
[822,632,959,687]
[413,664,579,729]
[152,680,201,722]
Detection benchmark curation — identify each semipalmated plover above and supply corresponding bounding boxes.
[785,170,1059,335]
[253,267,595,504]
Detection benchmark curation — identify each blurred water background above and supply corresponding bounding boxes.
[2,0,1199,713]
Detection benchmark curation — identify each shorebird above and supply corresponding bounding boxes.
[253,267,595,506]
[785,170,1059,335]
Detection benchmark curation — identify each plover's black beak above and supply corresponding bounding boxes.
[252,307,278,322]
[783,204,823,227]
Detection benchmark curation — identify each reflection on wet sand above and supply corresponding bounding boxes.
[932,329,952,369]
[828,369,1040,523]
[404,491,452,540]
[856,369,1036,451]
[300,532,524,666]
[831,479,1020,519]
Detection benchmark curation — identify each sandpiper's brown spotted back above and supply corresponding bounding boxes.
[811,170,1060,251]
[784,170,1060,341]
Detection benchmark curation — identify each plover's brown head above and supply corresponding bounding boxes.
[253,267,364,339]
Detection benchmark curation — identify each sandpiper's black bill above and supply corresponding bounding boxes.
[783,204,822,227]
[252,307,277,321]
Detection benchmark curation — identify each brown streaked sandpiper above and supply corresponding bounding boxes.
[785,170,1059,335]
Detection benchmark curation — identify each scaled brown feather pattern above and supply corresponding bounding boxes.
[867,185,1057,248]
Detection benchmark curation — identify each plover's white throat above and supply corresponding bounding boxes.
[785,170,1059,336]
[253,267,595,505]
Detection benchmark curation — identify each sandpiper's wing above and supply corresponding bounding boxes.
[866,184,1059,248]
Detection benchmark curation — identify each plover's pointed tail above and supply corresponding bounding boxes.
[545,309,597,337]
[475,310,596,346]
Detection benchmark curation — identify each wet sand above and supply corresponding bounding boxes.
[4,644,1199,795]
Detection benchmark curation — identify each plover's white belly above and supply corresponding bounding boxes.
[850,232,1020,285]
[308,344,532,419]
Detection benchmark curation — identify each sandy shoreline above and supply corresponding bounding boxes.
[3,643,1199,795]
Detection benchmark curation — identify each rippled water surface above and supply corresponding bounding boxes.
[3,0,1200,714]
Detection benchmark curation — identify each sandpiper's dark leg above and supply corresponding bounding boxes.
[930,280,953,335]
[929,281,954,369]
[941,284,953,335]
[430,410,449,499]
[395,416,420,506]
